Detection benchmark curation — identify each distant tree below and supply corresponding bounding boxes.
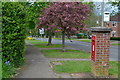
[25,2,48,37]
[84,2,99,29]
[37,2,91,51]
[26,2,48,28]
[109,1,120,15]
[110,1,120,10]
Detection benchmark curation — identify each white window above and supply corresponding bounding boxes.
[112,22,117,27]
[106,22,109,27]
[112,31,116,37]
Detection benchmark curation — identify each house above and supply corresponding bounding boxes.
[104,14,120,37]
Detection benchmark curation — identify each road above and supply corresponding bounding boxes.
[37,38,119,61]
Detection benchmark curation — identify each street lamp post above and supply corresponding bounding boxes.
[101,0,104,28]
[97,5,100,26]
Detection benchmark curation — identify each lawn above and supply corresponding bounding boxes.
[26,40,47,44]
[53,61,91,73]
[52,61,118,77]
[28,41,47,44]
[41,49,90,58]
[26,40,69,48]
[111,43,120,46]
[77,39,91,42]
[109,61,119,76]
[35,44,64,48]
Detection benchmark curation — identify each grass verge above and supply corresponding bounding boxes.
[76,39,91,42]
[41,49,90,58]
[26,40,68,48]
[111,43,120,46]
[35,44,64,48]
[26,40,47,44]
[53,61,91,73]
[52,61,118,77]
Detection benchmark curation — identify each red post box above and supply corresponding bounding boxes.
[91,35,96,61]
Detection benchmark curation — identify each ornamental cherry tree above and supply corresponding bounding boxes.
[37,2,91,51]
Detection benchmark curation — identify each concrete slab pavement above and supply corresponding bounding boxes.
[16,44,57,78]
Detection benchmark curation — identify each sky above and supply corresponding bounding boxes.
[27,0,118,15]
[93,2,118,15]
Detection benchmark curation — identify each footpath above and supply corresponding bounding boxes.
[16,43,57,78]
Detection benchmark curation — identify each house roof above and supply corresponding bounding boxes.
[110,13,120,22]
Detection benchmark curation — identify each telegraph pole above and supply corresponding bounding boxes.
[97,5,100,26]
[101,0,104,28]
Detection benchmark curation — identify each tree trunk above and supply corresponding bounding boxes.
[37,28,40,37]
[62,31,65,52]
[47,31,52,45]
[46,31,49,38]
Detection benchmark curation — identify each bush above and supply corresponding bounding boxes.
[2,2,26,78]
[110,37,120,41]
[26,37,36,40]
[2,62,15,78]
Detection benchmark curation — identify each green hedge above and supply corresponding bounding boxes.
[2,2,26,78]
[0,1,2,80]
[110,37,120,41]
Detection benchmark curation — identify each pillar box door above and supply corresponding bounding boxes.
[91,35,96,61]
[91,27,112,77]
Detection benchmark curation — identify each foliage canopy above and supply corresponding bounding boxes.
[37,2,91,36]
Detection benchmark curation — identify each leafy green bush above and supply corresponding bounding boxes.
[2,62,15,78]
[110,37,120,41]
[2,2,48,78]
[2,2,27,78]
[0,2,2,80]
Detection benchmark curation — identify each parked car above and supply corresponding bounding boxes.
[76,33,88,39]
[88,35,92,39]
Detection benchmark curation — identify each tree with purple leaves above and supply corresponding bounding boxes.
[37,2,91,51]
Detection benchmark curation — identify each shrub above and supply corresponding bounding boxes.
[2,62,15,78]
[110,37,120,41]
[2,2,26,78]
[26,37,36,40]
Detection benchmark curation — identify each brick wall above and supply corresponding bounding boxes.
[91,27,111,77]
[104,21,120,37]
[117,22,120,37]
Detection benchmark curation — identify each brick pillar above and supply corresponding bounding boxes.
[91,27,112,77]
